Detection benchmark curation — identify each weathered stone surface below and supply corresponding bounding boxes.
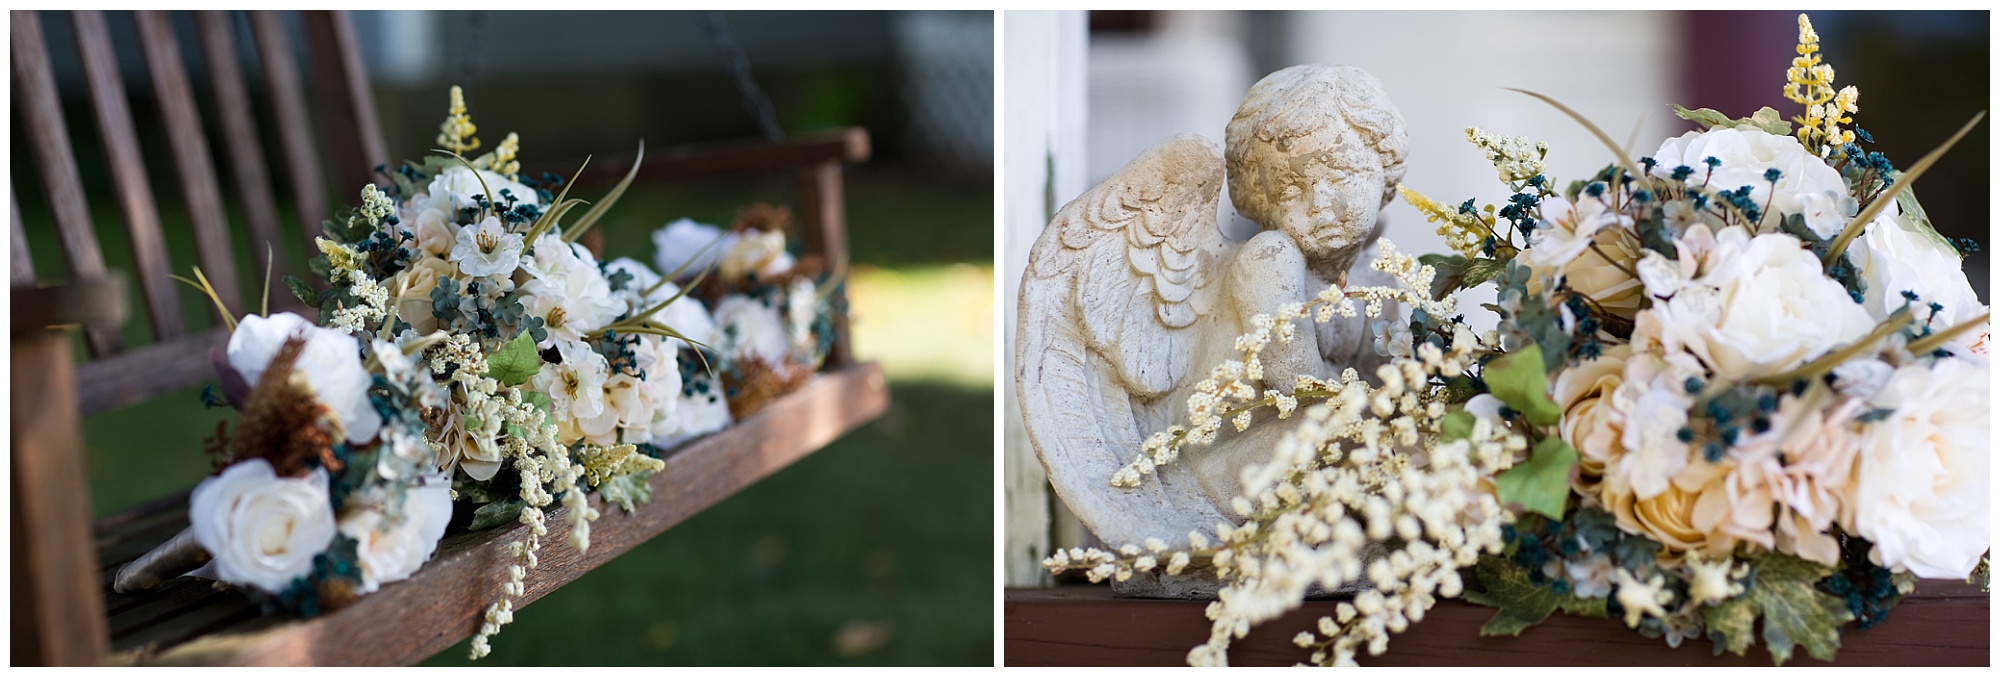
[1016,65,1409,598]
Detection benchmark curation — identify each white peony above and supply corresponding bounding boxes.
[1849,208,1988,350]
[653,218,734,280]
[520,234,623,348]
[427,165,541,213]
[1638,227,1873,380]
[337,480,453,594]
[189,459,335,594]
[226,312,382,444]
[714,294,791,367]
[449,216,524,278]
[1647,127,1850,236]
[1849,355,1990,578]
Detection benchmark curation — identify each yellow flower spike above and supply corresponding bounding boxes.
[437,85,481,155]
[1783,13,1855,158]
[492,132,521,179]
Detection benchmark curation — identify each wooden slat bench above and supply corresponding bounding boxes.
[1003,580,1989,666]
[11,9,886,666]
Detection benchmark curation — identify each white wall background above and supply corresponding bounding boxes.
[1002,10,1684,584]
[1001,10,1087,587]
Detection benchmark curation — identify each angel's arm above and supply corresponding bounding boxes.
[1228,230,1325,395]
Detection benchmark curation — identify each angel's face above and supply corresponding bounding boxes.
[1267,126,1384,264]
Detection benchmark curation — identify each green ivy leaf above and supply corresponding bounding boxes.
[452,477,509,504]
[1672,105,1736,130]
[1891,182,1962,255]
[596,471,656,513]
[1462,257,1511,287]
[1494,436,1576,519]
[1419,253,1470,300]
[1672,105,1792,136]
[467,499,525,532]
[484,332,543,386]
[1464,555,1606,636]
[283,275,318,308]
[1485,344,1562,427]
[1438,410,1477,442]
[1706,553,1854,665]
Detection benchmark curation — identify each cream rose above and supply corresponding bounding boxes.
[226,312,382,444]
[1554,344,1629,483]
[189,459,335,594]
[406,190,459,258]
[338,481,453,594]
[1640,228,1873,380]
[1849,356,1990,578]
[653,218,734,280]
[1647,128,1850,236]
[1562,225,1645,320]
[719,228,795,283]
[388,257,458,335]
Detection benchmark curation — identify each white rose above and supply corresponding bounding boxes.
[189,459,335,594]
[1647,128,1850,236]
[714,294,791,367]
[338,480,453,594]
[427,165,540,213]
[405,190,459,257]
[655,372,732,448]
[1850,208,1987,350]
[226,312,382,444]
[1849,356,1990,578]
[653,218,734,280]
[1641,228,1873,379]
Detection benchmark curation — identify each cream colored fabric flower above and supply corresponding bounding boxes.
[226,312,382,444]
[1554,344,1628,482]
[338,481,453,594]
[388,256,457,335]
[1850,356,1990,578]
[189,459,335,594]
[1639,227,1873,380]
[1647,127,1850,235]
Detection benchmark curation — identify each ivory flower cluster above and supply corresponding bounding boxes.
[172,85,839,659]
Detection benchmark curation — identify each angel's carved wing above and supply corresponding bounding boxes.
[1016,134,1232,550]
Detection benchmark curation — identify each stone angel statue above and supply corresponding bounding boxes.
[1016,65,1410,595]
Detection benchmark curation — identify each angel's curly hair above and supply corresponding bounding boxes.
[1225,64,1408,222]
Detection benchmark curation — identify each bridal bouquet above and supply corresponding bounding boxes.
[133,87,837,659]
[1044,15,1987,666]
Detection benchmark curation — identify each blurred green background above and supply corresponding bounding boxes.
[12,10,993,666]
